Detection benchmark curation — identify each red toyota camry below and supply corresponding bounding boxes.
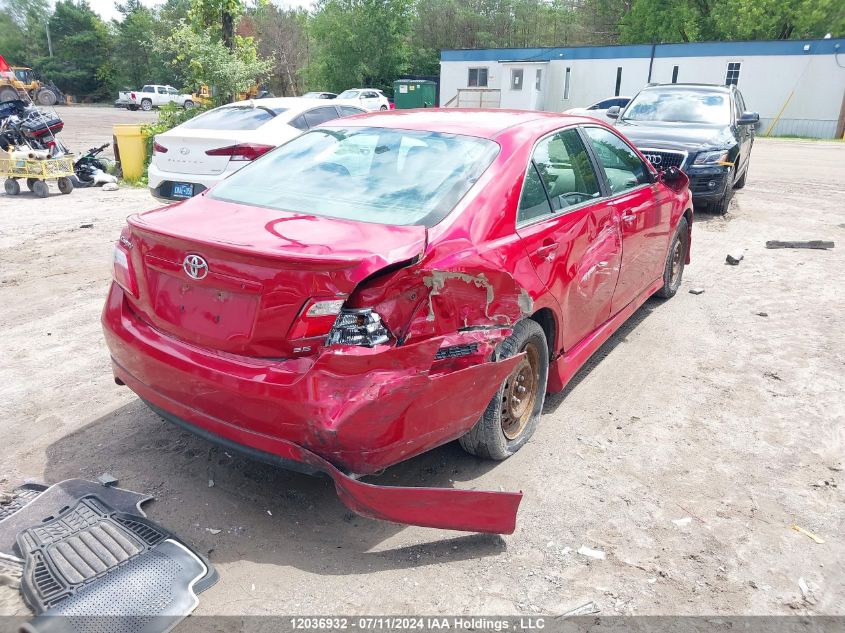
[103,109,692,534]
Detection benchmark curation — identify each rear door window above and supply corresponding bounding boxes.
[339,106,365,117]
[303,106,340,128]
[180,106,276,131]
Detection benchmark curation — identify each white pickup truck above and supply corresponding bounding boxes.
[116,85,195,111]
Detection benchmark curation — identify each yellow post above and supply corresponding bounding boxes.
[113,123,148,180]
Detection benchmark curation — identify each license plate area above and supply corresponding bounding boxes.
[171,182,194,198]
[150,271,259,343]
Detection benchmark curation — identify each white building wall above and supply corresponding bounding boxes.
[439,41,845,138]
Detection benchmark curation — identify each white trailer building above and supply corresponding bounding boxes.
[439,38,845,138]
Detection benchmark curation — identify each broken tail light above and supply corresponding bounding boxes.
[205,143,274,162]
[288,299,345,340]
[112,238,138,298]
[327,309,390,347]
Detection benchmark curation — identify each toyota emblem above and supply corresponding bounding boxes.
[183,254,208,280]
[644,153,662,165]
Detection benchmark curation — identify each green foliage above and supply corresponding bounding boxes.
[619,0,844,43]
[305,0,413,94]
[162,21,272,103]
[33,0,116,99]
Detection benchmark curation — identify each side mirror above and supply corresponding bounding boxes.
[738,111,759,126]
[659,166,688,192]
[606,106,620,119]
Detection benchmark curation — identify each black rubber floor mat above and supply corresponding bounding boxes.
[21,539,207,633]
[0,480,152,557]
[0,484,48,522]
[16,496,216,613]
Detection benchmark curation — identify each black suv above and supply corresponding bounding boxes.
[607,83,758,214]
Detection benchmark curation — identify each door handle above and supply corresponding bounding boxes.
[620,208,637,222]
[536,242,559,260]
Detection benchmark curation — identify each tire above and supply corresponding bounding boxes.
[656,216,689,299]
[128,105,139,111]
[26,178,37,192]
[140,99,153,112]
[459,319,549,460]
[32,180,49,198]
[183,100,194,109]
[0,87,19,103]
[733,161,748,189]
[710,170,734,215]
[57,176,73,194]
[379,105,388,111]
[4,178,20,195]
[36,88,57,106]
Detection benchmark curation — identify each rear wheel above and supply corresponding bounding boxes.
[459,319,549,460]
[4,178,20,195]
[57,176,73,194]
[183,100,194,109]
[656,216,689,299]
[379,105,388,111]
[26,178,37,191]
[32,180,49,198]
[140,99,152,112]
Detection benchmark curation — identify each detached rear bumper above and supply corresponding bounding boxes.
[103,283,524,533]
[145,400,522,534]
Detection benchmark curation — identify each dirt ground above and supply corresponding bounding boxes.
[0,105,842,618]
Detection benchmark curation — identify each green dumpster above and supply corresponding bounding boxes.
[393,80,437,109]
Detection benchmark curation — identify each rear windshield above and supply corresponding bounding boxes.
[337,90,361,99]
[210,127,499,227]
[622,89,730,125]
[180,105,286,131]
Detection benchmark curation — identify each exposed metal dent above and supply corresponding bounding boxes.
[422,269,533,326]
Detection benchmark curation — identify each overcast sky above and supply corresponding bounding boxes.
[86,0,313,23]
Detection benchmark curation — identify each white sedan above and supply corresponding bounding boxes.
[333,88,390,112]
[564,96,631,122]
[148,97,365,201]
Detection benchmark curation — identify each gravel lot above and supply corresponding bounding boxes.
[0,105,843,618]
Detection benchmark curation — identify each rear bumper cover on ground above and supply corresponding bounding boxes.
[103,283,524,534]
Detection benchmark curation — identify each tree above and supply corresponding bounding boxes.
[619,0,844,43]
[252,5,310,96]
[306,0,412,93]
[1,0,51,61]
[163,21,273,103]
[35,0,115,99]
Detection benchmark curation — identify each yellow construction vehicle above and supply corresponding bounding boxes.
[191,84,273,106]
[0,66,64,106]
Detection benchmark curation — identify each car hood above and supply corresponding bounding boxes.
[614,120,734,152]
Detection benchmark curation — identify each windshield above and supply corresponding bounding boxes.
[210,127,500,227]
[179,105,287,130]
[337,90,361,99]
[622,89,731,125]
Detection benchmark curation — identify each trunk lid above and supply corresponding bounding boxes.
[125,196,426,357]
[153,128,265,176]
